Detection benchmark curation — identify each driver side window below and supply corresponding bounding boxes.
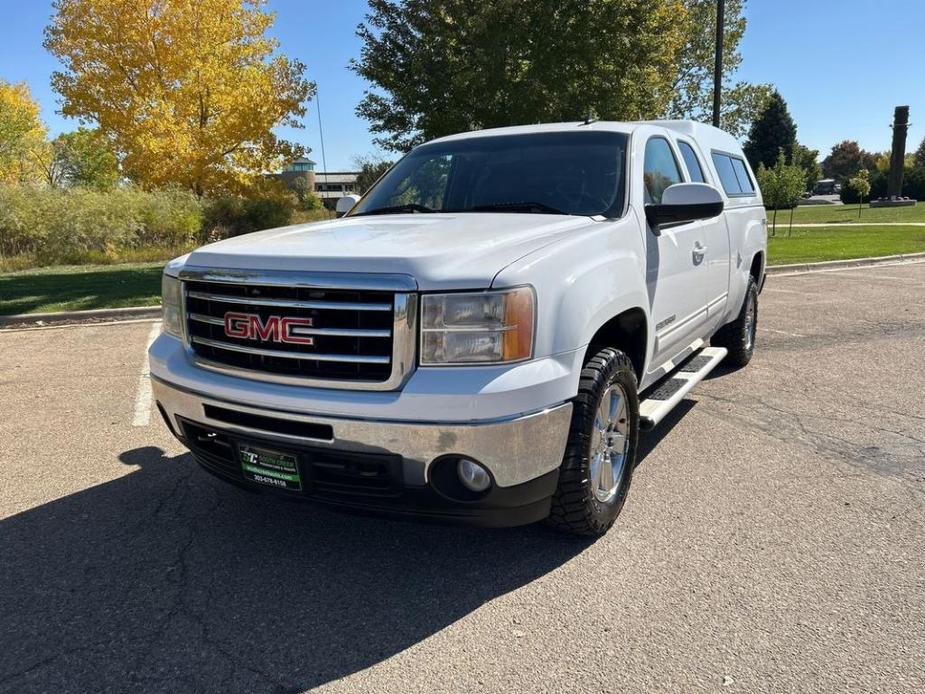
[643,138,683,204]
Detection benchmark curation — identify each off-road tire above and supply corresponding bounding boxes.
[712,276,758,368]
[547,347,640,537]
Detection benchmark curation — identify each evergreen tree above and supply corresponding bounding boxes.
[743,90,797,170]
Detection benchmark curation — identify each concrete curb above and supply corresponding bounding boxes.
[766,252,925,275]
[0,305,161,328]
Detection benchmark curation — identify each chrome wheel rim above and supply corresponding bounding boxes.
[589,382,630,503]
[744,292,756,351]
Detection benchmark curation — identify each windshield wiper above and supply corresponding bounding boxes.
[463,201,569,215]
[355,203,436,216]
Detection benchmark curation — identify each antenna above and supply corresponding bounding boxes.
[581,111,597,126]
[316,86,329,190]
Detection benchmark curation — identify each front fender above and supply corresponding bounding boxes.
[492,218,651,363]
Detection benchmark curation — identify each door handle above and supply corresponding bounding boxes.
[692,242,707,264]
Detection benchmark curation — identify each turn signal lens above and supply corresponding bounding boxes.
[420,287,535,365]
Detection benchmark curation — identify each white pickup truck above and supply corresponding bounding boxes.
[150,120,766,536]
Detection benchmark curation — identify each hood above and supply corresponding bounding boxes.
[185,213,596,290]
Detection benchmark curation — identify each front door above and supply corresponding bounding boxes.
[641,136,711,368]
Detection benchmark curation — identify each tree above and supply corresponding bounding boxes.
[352,0,687,152]
[791,143,821,193]
[821,140,876,183]
[743,90,797,170]
[44,0,313,196]
[353,155,393,194]
[0,80,48,183]
[290,176,322,210]
[42,127,119,189]
[848,169,870,218]
[755,151,804,236]
[666,0,771,137]
[914,137,925,168]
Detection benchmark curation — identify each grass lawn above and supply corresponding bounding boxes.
[2,225,924,315]
[782,203,925,225]
[0,262,164,315]
[768,225,925,265]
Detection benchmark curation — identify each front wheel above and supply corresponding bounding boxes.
[712,276,758,368]
[547,347,640,537]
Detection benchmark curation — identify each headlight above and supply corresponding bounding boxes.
[421,287,535,365]
[161,273,183,338]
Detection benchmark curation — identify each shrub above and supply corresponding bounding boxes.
[0,184,202,266]
[202,193,293,239]
[903,168,925,201]
[841,169,887,203]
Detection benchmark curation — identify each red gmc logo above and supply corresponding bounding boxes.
[223,312,315,345]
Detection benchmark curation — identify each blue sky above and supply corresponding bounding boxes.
[1,0,922,169]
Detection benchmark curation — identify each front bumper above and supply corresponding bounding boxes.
[153,377,573,526]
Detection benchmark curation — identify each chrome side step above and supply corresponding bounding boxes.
[639,346,727,431]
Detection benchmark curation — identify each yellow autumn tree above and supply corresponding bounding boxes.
[0,80,49,183]
[44,0,313,196]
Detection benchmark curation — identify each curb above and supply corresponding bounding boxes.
[766,252,925,275]
[0,305,161,328]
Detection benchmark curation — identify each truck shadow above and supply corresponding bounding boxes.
[0,447,592,692]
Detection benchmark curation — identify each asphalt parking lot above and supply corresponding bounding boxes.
[1,262,923,694]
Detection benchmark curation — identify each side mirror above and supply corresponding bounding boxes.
[335,194,361,218]
[645,183,724,234]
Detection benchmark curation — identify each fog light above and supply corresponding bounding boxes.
[457,457,491,492]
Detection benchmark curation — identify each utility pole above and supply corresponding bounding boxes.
[712,0,725,127]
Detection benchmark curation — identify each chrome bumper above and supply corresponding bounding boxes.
[152,377,573,488]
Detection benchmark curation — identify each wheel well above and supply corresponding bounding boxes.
[586,308,647,381]
[750,252,764,283]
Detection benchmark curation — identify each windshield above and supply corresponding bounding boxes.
[351,131,628,218]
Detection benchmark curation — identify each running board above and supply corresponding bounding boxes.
[639,347,727,431]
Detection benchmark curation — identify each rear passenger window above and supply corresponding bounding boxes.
[677,141,706,183]
[643,138,682,204]
[730,157,755,194]
[712,152,742,195]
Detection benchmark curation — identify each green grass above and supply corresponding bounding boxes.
[3,224,924,314]
[768,225,925,265]
[0,262,165,315]
[780,203,925,224]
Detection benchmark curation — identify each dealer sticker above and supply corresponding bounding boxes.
[239,444,302,491]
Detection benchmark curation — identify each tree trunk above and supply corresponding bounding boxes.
[788,205,794,237]
[771,207,778,236]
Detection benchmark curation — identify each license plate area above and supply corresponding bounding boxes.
[238,443,303,491]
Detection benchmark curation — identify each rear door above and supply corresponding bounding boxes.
[641,135,710,366]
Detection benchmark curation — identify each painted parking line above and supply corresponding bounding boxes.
[131,322,162,427]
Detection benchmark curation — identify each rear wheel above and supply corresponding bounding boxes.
[547,347,640,537]
[712,276,758,368]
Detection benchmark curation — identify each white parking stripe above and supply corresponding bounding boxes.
[132,322,162,427]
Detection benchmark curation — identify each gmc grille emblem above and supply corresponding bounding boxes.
[223,312,314,345]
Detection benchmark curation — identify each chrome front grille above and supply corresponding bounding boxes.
[177,267,417,390]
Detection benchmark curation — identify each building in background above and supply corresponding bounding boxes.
[277,156,317,192]
[276,158,359,209]
[313,171,359,209]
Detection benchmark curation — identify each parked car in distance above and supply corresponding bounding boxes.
[814,178,840,195]
[150,120,767,537]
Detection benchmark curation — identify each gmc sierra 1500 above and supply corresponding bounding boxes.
[150,120,766,536]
